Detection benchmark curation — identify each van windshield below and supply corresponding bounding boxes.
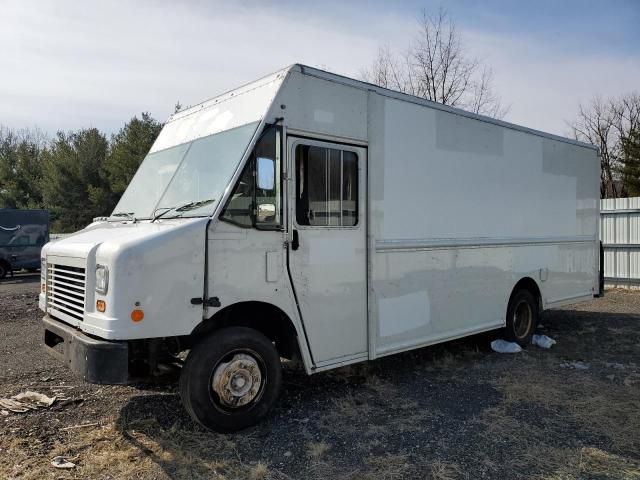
[111,121,259,220]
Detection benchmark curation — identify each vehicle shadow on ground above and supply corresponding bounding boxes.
[0,272,40,285]
[113,308,640,479]
[113,331,496,478]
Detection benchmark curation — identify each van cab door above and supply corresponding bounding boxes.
[287,137,368,366]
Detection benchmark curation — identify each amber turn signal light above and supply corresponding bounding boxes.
[96,300,106,312]
[131,309,144,322]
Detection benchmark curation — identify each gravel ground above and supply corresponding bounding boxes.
[1,272,639,479]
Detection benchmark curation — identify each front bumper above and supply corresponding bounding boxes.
[43,315,129,384]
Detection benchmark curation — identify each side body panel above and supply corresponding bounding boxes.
[367,92,600,357]
[205,222,314,370]
[270,70,368,143]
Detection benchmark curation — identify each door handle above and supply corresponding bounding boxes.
[292,229,299,251]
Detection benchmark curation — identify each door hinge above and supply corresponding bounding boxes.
[190,297,221,308]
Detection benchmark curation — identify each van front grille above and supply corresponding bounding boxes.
[47,263,86,321]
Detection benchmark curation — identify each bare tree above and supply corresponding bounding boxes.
[571,93,640,198]
[361,46,413,95]
[468,67,507,119]
[572,96,618,198]
[361,8,508,119]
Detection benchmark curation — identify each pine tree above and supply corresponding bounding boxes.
[102,113,162,207]
[621,129,640,196]
[0,127,46,208]
[41,129,109,232]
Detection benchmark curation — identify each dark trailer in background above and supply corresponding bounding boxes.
[0,209,49,278]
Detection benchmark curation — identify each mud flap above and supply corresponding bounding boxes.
[597,241,605,297]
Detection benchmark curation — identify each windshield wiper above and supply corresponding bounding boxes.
[111,212,135,221]
[152,198,215,222]
[151,206,173,221]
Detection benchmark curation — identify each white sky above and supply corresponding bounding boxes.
[1,0,638,138]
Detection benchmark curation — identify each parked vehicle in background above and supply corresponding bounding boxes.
[40,65,601,432]
[0,209,49,279]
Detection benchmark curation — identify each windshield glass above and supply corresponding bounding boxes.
[112,121,259,219]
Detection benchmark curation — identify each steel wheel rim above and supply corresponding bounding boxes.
[210,350,266,411]
[513,300,533,339]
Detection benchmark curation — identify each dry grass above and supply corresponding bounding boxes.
[430,460,463,480]
[355,453,411,480]
[249,461,269,480]
[475,415,640,480]
[306,441,330,461]
[0,418,255,480]
[542,447,640,480]
[496,366,640,454]
[475,360,640,478]
[319,395,374,437]
[364,374,397,397]
[332,394,373,417]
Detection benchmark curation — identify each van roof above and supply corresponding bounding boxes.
[174,63,597,152]
[288,64,597,152]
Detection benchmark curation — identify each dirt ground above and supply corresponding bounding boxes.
[1,273,639,480]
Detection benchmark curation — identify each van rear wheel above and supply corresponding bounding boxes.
[0,262,8,279]
[504,289,539,347]
[179,326,282,433]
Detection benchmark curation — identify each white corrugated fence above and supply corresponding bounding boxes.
[601,197,640,289]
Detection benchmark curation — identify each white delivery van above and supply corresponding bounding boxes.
[41,65,601,432]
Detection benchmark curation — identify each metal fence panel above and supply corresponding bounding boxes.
[601,197,640,288]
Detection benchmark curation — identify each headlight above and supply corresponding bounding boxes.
[95,265,109,294]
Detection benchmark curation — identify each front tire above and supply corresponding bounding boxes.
[179,326,282,433]
[504,289,539,347]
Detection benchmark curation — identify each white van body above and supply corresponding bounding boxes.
[40,65,600,428]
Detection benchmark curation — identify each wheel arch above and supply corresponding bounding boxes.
[509,276,543,313]
[189,301,304,362]
[0,257,11,277]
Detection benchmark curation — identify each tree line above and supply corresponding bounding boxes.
[0,114,162,232]
[1,8,639,233]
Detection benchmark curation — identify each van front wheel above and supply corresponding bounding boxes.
[179,326,282,433]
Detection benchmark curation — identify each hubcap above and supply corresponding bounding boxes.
[212,353,262,408]
[513,301,533,339]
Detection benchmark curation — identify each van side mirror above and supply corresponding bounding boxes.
[256,157,275,190]
[256,203,276,223]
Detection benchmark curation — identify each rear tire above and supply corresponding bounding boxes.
[179,326,282,433]
[504,289,539,347]
[0,262,8,279]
